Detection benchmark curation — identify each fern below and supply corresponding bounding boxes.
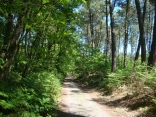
[0,100,15,109]
[19,111,37,117]
[0,71,62,116]
[0,91,8,98]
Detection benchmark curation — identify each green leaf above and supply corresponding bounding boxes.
[0,91,8,98]
[25,24,31,29]
[81,0,87,4]
[30,27,35,32]
[42,0,50,4]
[20,61,27,64]
[0,100,15,109]
[0,58,4,64]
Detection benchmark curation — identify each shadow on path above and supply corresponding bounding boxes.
[57,75,86,117]
[75,78,156,117]
[57,110,85,117]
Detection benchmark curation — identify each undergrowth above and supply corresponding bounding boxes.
[0,71,64,117]
[74,61,156,115]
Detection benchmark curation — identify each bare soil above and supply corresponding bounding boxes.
[57,75,155,117]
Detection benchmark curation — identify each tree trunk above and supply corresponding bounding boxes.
[135,0,147,62]
[109,0,116,72]
[0,20,24,79]
[0,6,27,79]
[130,27,134,62]
[105,0,110,62]
[118,29,121,66]
[135,41,141,61]
[89,8,94,52]
[0,13,13,64]
[124,0,130,68]
[87,0,94,55]
[148,1,156,66]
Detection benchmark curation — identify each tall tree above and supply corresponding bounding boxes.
[123,0,130,68]
[88,1,95,53]
[148,0,156,66]
[105,0,111,62]
[0,1,28,79]
[134,0,147,62]
[109,0,116,72]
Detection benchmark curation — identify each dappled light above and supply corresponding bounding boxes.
[58,76,116,117]
[0,0,156,116]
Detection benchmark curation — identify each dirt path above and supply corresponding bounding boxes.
[57,75,122,117]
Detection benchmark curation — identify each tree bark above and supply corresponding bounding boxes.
[134,0,147,62]
[109,0,116,72]
[0,6,28,79]
[124,0,130,68]
[148,1,156,66]
[105,0,110,62]
[135,41,141,61]
[89,8,94,52]
[0,0,13,61]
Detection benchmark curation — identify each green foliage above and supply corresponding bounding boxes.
[0,0,89,116]
[74,52,110,77]
[0,71,63,117]
[0,0,155,115]
[108,67,132,86]
[73,50,112,87]
[99,62,156,109]
[99,66,132,94]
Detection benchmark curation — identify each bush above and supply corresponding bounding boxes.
[73,53,110,79]
[0,71,63,117]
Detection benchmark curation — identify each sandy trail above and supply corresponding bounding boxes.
[57,75,118,117]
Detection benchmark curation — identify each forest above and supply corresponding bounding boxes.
[0,0,156,116]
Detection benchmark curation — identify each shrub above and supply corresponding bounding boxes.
[0,71,63,117]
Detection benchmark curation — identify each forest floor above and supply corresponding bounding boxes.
[57,75,155,117]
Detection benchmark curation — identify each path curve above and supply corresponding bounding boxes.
[57,75,119,117]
